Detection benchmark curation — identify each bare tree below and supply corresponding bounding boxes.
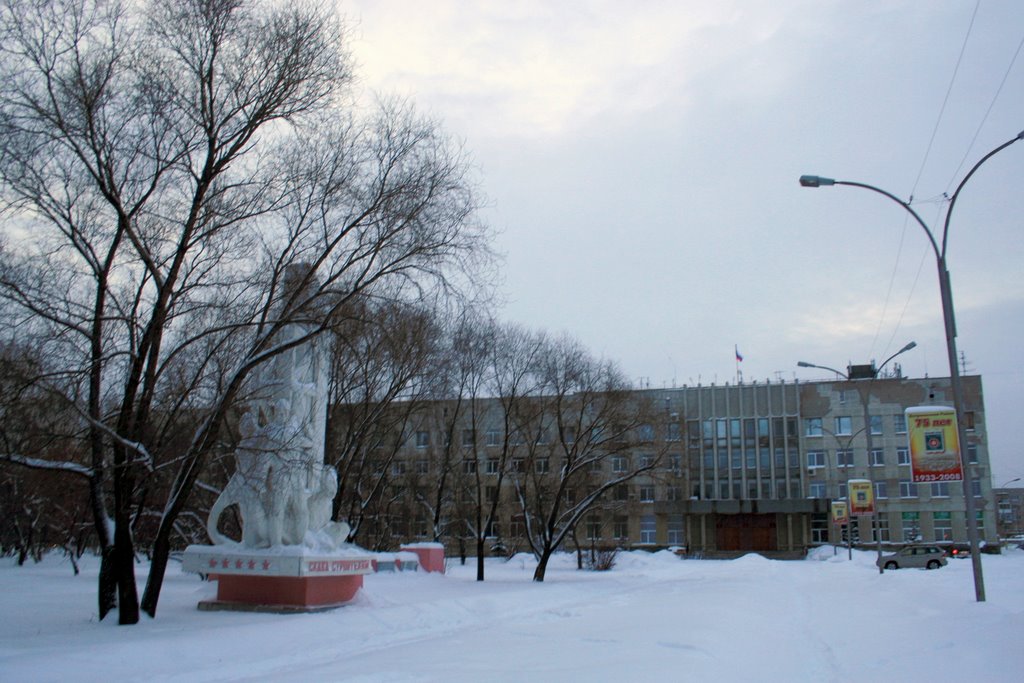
[510,335,663,582]
[325,300,440,543]
[0,0,490,623]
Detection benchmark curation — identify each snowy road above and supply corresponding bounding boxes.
[3,549,1023,681]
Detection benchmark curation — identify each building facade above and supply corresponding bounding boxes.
[339,374,996,556]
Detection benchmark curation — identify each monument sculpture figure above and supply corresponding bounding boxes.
[206,322,350,549]
[184,280,370,610]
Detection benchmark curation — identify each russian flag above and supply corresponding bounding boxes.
[735,345,743,362]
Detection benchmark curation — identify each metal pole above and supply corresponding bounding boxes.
[799,130,1024,601]
[937,258,985,600]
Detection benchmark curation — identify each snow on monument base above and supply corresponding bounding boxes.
[183,545,373,613]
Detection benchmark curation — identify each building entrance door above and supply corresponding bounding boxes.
[715,514,778,551]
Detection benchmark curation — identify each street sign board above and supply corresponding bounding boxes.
[906,406,963,483]
[849,479,874,516]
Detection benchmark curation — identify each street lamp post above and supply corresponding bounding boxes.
[798,341,916,573]
[798,129,1023,602]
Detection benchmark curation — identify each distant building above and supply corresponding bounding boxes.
[994,487,1024,539]
[334,374,996,556]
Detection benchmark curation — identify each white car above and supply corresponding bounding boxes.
[877,545,948,570]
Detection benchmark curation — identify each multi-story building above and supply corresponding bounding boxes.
[340,373,996,556]
[994,487,1024,539]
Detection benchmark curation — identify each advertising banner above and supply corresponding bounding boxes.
[848,479,874,516]
[831,500,849,526]
[906,406,963,483]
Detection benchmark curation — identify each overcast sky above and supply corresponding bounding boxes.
[339,1,1024,484]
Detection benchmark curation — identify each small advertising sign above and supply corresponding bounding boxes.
[848,479,874,516]
[906,406,963,483]
[831,500,849,526]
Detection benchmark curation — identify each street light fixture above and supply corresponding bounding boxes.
[798,342,917,573]
[798,129,1024,602]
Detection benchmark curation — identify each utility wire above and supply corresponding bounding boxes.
[873,2,979,365]
[908,0,980,200]
[945,29,1024,192]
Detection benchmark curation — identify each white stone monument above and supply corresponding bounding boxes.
[183,281,371,611]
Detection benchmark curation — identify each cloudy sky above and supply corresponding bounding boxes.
[339,1,1023,483]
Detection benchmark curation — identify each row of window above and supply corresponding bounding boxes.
[804,412,976,439]
[807,444,978,469]
[409,411,978,450]
[414,424,665,449]
[585,514,681,544]
[810,510,985,544]
[808,479,984,500]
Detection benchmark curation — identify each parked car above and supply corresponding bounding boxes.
[876,545,948,570]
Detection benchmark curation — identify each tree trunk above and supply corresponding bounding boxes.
[141,522,173,617]
[98,547,117,620]
[476,537,485,581]
[114,523,139,625]
[533,548,553,582]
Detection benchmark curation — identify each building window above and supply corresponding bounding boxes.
[971,478,982,498]
[811,513,829,544]
[462,429,475,447]
[809,482,827,499]
[486,429,501,447]
[535,458,550,474]
[639,485,656,503]
[639,453,655,469]
[613,516,629,539]
[836,449,854,468]
[463,459,477,474]
[414,517,428,538]
[667,423,681,442]
[486,458,499,475]
[834,416,852,436]
[964,411,976,431]
[637,424,655,442]
[590,458,603,473]
[667,485,682,501]
[875,516,890,542]
[893,414,907,434]
[899,479,918,498]
[415,459,429,474]
[667,514,684,545]
[805,418,823,437]
[615,485,629,502]
[897,447,910,466]
[668,453,682,475]
[511,458,525,473]
[562,427,577,444]
[807,451,826,469]
[870,415,883,435]
[874,481,888,499]
[486,486,498,503]
[902,512,920,542]
[870,449,885,467]
[931,482,950,498]
[639,515,656,544]
[838,483,848,500]
[612,455,628,473]
[586,516,602,540]
[967,444,978,464]
[392,461,406,476]
[535,428,550,445]
[933,512,952,541]
[415,430,430,448]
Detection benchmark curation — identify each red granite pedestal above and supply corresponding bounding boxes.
[183,546,373,613]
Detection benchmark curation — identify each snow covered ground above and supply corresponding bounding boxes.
[3,546,1023,682]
